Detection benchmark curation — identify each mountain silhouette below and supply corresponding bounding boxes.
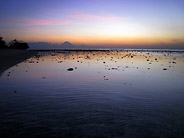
[60,41,74,48]
[28,41,95,50]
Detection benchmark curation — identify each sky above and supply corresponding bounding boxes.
[0,0,184,48]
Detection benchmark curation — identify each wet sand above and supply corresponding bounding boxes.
[0,50,184,137]
[0,48,37,74]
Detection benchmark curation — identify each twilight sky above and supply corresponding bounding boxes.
[0,0,184,48]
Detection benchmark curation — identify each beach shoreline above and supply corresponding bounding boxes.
[0,48,37,75]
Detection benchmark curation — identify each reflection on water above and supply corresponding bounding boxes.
[0,51,184,137]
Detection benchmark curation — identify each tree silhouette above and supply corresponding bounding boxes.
[0,36,7,48]
[9,39,29,49]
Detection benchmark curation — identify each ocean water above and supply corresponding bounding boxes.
[0,50,184,137]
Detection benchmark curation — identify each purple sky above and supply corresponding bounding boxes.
[0,0,184,48]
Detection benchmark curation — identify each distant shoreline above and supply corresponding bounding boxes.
[30,48,184,53]
[0,48,37,75]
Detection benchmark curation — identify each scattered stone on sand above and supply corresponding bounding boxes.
[111,68,118,70]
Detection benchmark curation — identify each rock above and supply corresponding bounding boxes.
[67,68,74,71]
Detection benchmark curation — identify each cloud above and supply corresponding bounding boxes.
[22,19,72,26]
[69,14,127,21]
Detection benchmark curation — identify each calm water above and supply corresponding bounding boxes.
[0,50,184,137]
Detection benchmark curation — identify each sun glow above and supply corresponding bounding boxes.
[97,22,148,38]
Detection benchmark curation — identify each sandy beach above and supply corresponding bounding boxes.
[0,48,37,74]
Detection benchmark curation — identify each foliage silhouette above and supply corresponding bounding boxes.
[0,36,8,48]
[9,39,29,49]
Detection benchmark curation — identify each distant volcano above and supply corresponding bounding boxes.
[60,41,74,48]
[28,41,93,50]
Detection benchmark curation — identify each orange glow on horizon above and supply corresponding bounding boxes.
[19,35,184,47]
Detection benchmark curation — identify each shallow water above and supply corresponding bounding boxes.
[0,51,184,137]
